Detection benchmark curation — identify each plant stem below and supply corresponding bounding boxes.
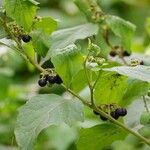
[92,70,101,89]
[63,85,150,146]
[83,52,95,106]
[1,11,150,147]
[143,96,149,112]
[83,53,92,88]
[0,17,45,73]
[62,84,91,107]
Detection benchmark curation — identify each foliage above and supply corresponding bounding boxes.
[0,0,150,150]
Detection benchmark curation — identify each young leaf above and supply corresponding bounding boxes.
[104,65,150,82]
[51,44,84,87]
[15,94,84,150]
[77,123,127,150]
[45,23,98,61]
[4,0,38,31]
[94,71,127,104]
[33,17,57,35]
[105,15,136,50]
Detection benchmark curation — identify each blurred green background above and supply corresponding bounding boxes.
[0,0,150,149]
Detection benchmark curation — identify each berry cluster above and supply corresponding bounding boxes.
[8,22,32,43]
[109,50,130,57]
[130,59,144,66]
[38,74,63,87]
[109,46,131,57]
[93,108,127,121]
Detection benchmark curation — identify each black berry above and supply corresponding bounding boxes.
[38,78,47,87]
[122,50,131,57]
[140,61,144,65]
[115,108,127,117]
[21,35,31,43]
[48,76,56,84]
[100,114,108,121]
[109,51,117,57]
[110,111,119,120]
[44,74,49,81]
[54,75,63,84]
[93,110,99,115]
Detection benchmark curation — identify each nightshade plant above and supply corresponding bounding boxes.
[0,0,150,149]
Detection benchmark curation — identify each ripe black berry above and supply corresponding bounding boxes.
[109,51,117,57]
[115,108,127,116]
[54,75,63,84]
[110,111,119,120]
[21,35,31,43]
[122,50,131,57]
[100,114,108,121]
[140,61,144,65]
[93,110,99,115]
[38,78,47,87]
[48,76,56,84]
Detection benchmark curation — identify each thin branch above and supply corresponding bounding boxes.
[93,70,101,89]
[83,52,95,106]
[62,84,91,107]
[0,17,45,73]
[1,13,150,147]
[63,85,150,146]
[103,28,113,49]
[143,96,149,112]
[83,53,92,89]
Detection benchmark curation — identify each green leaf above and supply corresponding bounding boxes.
[106,15,136,50]
[31,31,50,57]
[104,66,150,82]
[15,94,84,150]
[138,125,150,138]
[140,112,150,125]
[70,69,97,93]
[77,123,127,150]
[40,124,78,150]
[51,44,84,87]
[45,23,98,60]
[0,75,10,99]
[33,17,57,34]
[124,98,150,128]
[31,17,57,57]
[4,0,38,31]
[146,17,150,36]
[121,79,149,106]
[94,71,127,104]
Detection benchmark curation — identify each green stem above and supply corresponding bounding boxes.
[143,96,149,112]
[83,52,96,106]
[63,86,150,146]
[62,84,91,107]
[1,11,150,147]
[0,17,45,73]
[92,70,101,89]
